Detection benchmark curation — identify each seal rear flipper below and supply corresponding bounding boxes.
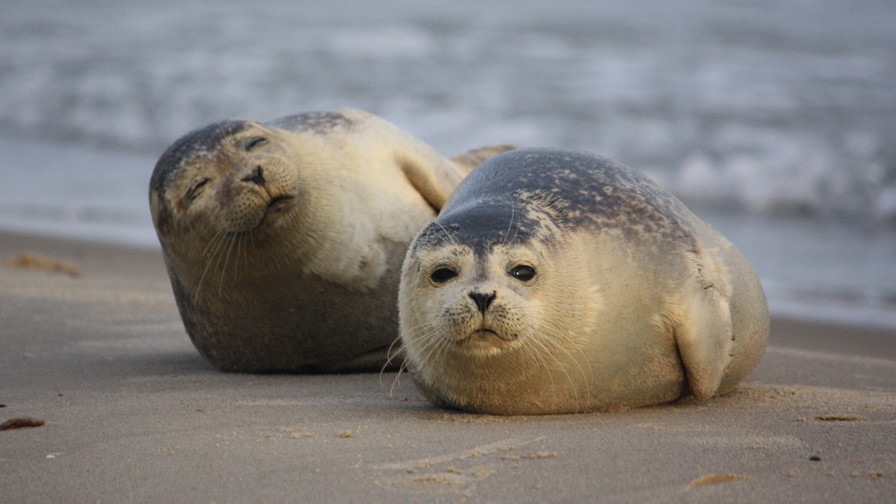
[396,155,458,212]
[449,144,516,176]
[671,272,735,401]
[397,144,516,212]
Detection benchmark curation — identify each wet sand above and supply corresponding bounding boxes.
[1,230,894,503]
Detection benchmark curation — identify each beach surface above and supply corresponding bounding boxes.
[1,231,894,503]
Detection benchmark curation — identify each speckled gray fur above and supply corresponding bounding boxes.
[413,148,696,256]
[267,111,353,134]
[150,120,250,197]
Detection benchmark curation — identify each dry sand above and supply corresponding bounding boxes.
[1,230,894,503]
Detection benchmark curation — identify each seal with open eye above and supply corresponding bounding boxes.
[399,148,768,414]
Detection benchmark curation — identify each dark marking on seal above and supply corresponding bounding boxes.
[150,112,354,202]
[413,148,696,255]
[150,120,250,197]
[267,111,353,135]
[413,200,542,257]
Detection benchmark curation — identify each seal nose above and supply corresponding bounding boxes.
[242,165,265,186]
[468,291,496,313]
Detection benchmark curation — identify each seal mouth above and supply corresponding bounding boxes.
[456,328,516,345]
[474,329,500,339]
[266,194,294,212]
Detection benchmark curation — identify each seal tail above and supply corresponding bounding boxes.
[450,144,516,175]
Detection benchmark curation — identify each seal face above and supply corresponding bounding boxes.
[399,148,769,414]
[149,108,512,372]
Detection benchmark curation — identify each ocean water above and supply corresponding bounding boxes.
[1,0,895,329]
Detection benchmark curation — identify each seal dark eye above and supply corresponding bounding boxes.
[430,267,458,284]
[186,178,210,201]
[509,264,536,282]
[244,136,269,151]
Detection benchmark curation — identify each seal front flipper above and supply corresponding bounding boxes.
[671,252,735,401]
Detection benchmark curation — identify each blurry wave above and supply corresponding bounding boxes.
[2,0,895,222]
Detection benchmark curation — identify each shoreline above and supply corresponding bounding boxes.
[3,227,895,334]
[2,229,894,502]
[2,227,894,371]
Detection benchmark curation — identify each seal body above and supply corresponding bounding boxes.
[399,148,769,414]
[150,107,511,372]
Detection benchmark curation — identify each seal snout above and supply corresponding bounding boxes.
[468,291,496,313]
[236,163,295,213]
[241,165,266,186]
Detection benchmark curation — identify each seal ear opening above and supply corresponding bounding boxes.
[672,272,735,401]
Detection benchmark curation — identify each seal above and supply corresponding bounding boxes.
[398,148,769,414]
[149,107,513,373]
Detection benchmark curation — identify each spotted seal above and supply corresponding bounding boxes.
[150,107,512,372]
[398,148,769,414]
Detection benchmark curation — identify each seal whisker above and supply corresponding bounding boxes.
[381,336,403,372]
[238,232,254,280]
[518,335,558,391]
[539,333,592,411]
[414,328,445,365]
[534,313,594,399]
[216,235,240,298]
[386,361,407,399]
[386,338,428,400]
[380,333,406,392]
[433,220,461,249]
[418,327,451,373]
[521,333,583,410]
[195,230,229,299]
[237,233,249,281]
[503,194,521,246]
[229,234,243,284]
[200,228,222,257]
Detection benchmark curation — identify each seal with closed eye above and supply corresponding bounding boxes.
[150,107,513,372]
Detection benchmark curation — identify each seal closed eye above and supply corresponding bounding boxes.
[244,136,268,151]
[149,107,514,373]
[398,148,769,414]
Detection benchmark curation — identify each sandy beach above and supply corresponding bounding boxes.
[1,230,894,503]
